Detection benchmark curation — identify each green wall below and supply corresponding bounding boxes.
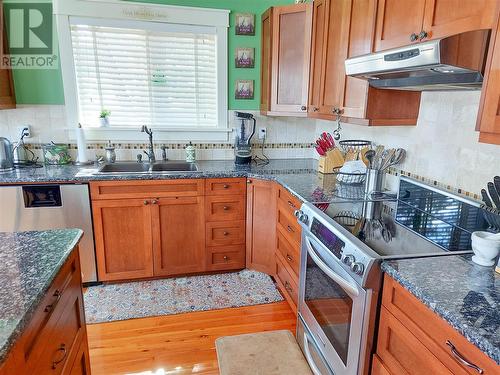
[12,0,295,109]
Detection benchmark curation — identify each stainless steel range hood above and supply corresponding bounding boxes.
[345,30,490,91]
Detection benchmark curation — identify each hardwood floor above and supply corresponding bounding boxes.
[87,301,296,375]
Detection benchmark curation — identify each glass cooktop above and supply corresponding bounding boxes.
[323,179,493,258]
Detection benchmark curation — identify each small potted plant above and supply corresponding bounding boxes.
[99,109,111,127]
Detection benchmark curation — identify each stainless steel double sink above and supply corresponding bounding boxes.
[96,161,199,174]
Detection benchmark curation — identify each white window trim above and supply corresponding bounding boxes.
[54,0,230,142]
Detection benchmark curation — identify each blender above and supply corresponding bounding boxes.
[234,111,256,164]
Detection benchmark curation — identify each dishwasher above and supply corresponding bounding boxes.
[0,184,97,283]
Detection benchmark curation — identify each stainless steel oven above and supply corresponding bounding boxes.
[297,218,374,375]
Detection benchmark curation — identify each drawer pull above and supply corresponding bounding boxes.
[151,199,158,205]
[286,254,293,262]
[284,281,293,294]
[44,290,62,313]
[287,225,294,233]
[223,231,229,236]
[223,255,229,261]
[446,340,483,374]
[223,184,230,189]
[287,200,296,208]
[143,200,149,205]
[223,206,230,211]
[51,343,67,369]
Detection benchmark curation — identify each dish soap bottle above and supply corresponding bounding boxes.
[186,142,196,163]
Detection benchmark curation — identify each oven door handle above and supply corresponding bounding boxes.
[303,331,324,375]
[305,235,359,297]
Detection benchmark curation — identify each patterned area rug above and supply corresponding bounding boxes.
[84,270,284,324]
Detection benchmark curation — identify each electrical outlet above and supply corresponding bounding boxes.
[258,127,267,140]
[17,125,31,139]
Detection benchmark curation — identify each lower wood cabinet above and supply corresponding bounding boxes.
[152,196,205,277]
[0,249,90,375]
[91,179,245,282]
[92,198,154,281]
[374,275,499,375]
[246,179,277,275]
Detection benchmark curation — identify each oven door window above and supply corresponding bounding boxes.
[304,255,353,365]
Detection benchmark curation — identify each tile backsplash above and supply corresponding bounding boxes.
[316,91,499,196]
[1,90,499,197]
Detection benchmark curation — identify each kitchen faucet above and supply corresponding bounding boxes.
[141,125,156,163]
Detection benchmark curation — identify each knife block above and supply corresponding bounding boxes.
[318,149,344,174]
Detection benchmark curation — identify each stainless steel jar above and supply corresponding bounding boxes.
[0,137,14,172]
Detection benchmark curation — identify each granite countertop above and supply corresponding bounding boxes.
[0,229,83,365]
[0,159,363,203]
[382,255,499,364]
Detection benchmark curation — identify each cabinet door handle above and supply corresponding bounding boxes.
[223,184,230,189]
[52,343,67,369]
[223,255,229,261]
[410,32,418,42]
[446,340,483,374]
[301,105,307,111]
[286,254,293,262]
[223,206,230,211]
[313,107,319,112]
[144,200,149,205]
[44,289,62,313]
[151,199,158,205]
[287,200,296,209]
[284,281,293,294]
[418,30,428,41]
[287,225,294,233]
[223,231,229,236]
[247,179,252,184]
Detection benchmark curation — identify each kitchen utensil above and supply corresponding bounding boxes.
[365,168,385,194]
[364,149,376,168]
[494,176,500,200]
[487,182,500,209]
[481,189,493,207]
[0,137,14,172]
[326,133,335,148]
[315,146,326,156]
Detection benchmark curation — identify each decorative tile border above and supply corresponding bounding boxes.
[25,142,315,150]
[387,167,481,202]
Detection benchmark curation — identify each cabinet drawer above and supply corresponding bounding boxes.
[22,251,80,363]
[206,245,246,271]
[90,179,204,199]
[205,195,246,222]
[26,257,85,374]
[277,187,302,217]
[205,178,247,196]
[378,306,453,375]
[277,201,301,245]
[276,231,300,277]
[275,253,299,311]
[206,220,246,246]
[382,275,498,375]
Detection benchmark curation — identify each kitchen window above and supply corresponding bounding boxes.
[55,0,229,141]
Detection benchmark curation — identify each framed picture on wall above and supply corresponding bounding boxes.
[235,80,254,99]
[235,47,255,68]
[235,13,255,36]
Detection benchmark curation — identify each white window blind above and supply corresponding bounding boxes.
[70,23,218,129]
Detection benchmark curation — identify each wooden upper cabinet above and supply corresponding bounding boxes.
[309,0,421,125]
[374,0,497,52]
[1,22,15,110]
[93,199,154,281]
[246,179,277,275]
[152,196,205,277]
[261,3,312,116]
[478,9,500,145]
[374,0,426,52]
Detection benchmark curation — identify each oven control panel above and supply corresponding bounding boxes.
[311,218,345,260]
